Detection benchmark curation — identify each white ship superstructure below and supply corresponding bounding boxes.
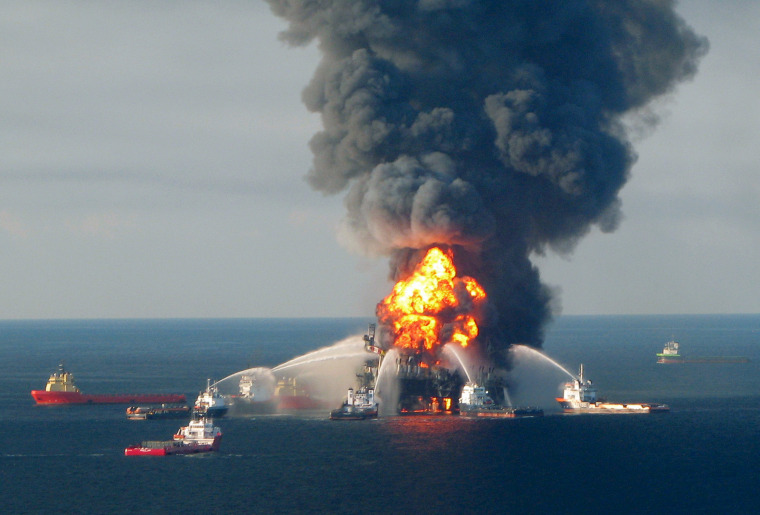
[193,379,228,418]
[556,365,668,413]
[459,382,543,418]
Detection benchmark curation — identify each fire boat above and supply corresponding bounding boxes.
[330,385,378,420]
[556,364,669,414]
[193,379,228,418]
[459,382,543,418]
[226,374,279,414]
[330,356,380,420]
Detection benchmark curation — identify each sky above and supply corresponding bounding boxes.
[1,1,758,319]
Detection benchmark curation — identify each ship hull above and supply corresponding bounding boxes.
[657,356,749,364]
[329,408,378,420]
[126,406,190,420]
[228,398,279,415]
[556,399,669,413]
[31,390,186,405]
[277,395,327,410]
[460,407,543,418]
[124,436,221,456]
[194,406,228,418]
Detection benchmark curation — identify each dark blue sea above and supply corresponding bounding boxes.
[2,315,759,514]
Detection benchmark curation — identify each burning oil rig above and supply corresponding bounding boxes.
[358,246,516,415]
[364,323,463,414]
[365,247,496,414]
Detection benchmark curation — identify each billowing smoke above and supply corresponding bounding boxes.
[265,1,707,355]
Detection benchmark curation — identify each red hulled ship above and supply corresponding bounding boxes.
[31,364,186,405]
[274,377,328,410]
[124,417,222,456]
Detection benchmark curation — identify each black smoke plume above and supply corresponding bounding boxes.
[265,0,708,356]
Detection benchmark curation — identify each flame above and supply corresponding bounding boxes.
[377,247,486,353]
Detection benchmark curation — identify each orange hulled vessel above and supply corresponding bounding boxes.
[31,364,186,405]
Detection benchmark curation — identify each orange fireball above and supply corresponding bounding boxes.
[377,247,486,353]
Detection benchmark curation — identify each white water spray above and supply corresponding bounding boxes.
[443,343,473,383]
[511,344,575,379]
[271,351,375,373]
[272,338,367,373]
[503,387,513,408]
[375,348,400,416]
[215,367,273,387]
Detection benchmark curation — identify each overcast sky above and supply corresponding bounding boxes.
[1,1,758,319]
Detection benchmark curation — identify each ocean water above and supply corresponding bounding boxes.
[2,315,759,514]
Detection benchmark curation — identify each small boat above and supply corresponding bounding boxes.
[30,363,186,405]
[124,417,222,456]
[330,386,378,420]
[193,379,228,418]
[459,382,543,418]
[126,405,191,420]
[556,364,669,413]
[656,339,749,364]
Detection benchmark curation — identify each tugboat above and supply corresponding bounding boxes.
[656,339,749,364]
[125,405,191,420]
[30,363,186,405]
[193,379,228,418]
[556,364,669,413]
[330,385,378,420]
[124,417,222,456]
[458,382,543,418]
[330,358,380,420]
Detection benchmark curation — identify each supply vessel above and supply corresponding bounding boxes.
[126,405,190,420]
[193,379,228,418]
[656,339,749,364]
[459,382,543,418]
[556,364,669,413]
[30,364,186,405]
[124,417,222,456]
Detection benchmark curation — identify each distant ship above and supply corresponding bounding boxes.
[193,379,228,418]
[124,417,222,456]
[458,382,543,418]
[126,405,190,420]
[656,339,749,364]
[226,374,278,414]
[330,385,378,420]
[30,364,186,405]
[556,364,669,414]
[275,377,328,410]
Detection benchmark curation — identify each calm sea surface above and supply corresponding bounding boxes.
[2,315,759,514]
